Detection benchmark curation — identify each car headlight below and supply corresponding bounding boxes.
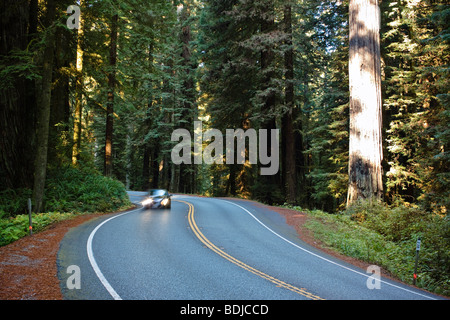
[142,198,153,206]
[161,198,169,206]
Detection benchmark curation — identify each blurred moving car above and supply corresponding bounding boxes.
[141,189,172,209]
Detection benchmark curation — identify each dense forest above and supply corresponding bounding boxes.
[1,0,448,212]
[0,0,449,295]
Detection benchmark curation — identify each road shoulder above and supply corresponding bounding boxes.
[0,212,104,300]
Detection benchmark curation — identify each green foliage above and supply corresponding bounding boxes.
[382,0,450,212]
[346,200,430,242]
[0,212,76,247]
[251,176,285,205]
[0,167,131,218]
[298,0,349,211]
[44,167,131,213]
[419,214,450,295]
[0,188,32,218]
[1,0,448,292]
[347,201,449,295]
[0,167,132,246]
[0,49,40,91]
[295,200,450,295]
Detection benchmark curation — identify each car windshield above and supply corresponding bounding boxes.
[149,189,166,196]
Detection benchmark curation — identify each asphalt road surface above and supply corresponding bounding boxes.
[57,192,443,300]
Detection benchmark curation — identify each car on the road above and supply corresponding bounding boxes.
[141,189,172,209]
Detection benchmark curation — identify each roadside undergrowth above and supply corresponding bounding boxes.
[0,167,132,247]
[283,200,449,297]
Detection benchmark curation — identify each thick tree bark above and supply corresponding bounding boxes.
[49,24,71,166]
[179,4,196,194]
[72,0,84,165]
[142,144,151,190]
[104,14,118,177]
[282,4,297,204]
[347,0,384,205]
[150,146,160,189]
[143,35,154,190]
[32,0,56,212]
[258,1,281,204]
[0,0,35,190]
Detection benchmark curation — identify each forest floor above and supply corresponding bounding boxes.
[0,212,104,300]
[0,198,394,300]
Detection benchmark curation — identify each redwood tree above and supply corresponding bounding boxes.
[104,13,118,177]
[347,0,383,205]
[282,3,296,204]
[32,0,56,212]
[72,0,84,165]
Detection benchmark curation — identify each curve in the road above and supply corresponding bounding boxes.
[85,200,323,300]
[80,194,441,300]
[179,199,324,300]
[86,208,141,300]
[220,199,437,300]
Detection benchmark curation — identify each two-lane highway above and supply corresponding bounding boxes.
[57,192,442,300]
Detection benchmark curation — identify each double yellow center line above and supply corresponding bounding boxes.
[176,199,323,300]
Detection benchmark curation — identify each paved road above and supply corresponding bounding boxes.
[57,192,443,300]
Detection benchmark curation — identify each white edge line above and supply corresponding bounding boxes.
[220,199,437,300]
[86,208,141,300]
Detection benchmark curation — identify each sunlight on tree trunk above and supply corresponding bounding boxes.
[347,0,383,206]
[72,0,84,166]
[104,13,118,177]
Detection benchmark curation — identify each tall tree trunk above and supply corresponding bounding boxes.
[282,3,296,204]
[32,0,56,212]
[142,144,151,190]
[104,14,118,177]
[49,24,71,166]
[72,0,84,165]
[0,0,35,190]
[258,1,280,204]
[347,0,383,205]
[151,147,160,189]
[143,31,154,190]
[179,3,196,194]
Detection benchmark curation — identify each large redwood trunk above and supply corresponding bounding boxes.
[72,0,84,165]
[32,0,56,212]
[282,4,296,204]
[104,14,118,177]
[0,0,35,190]
[347,0,384,205]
